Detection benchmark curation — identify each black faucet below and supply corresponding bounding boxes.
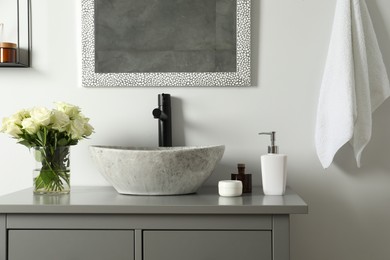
[152,93,172,147]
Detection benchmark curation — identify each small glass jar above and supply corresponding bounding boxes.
[0,42,17,63]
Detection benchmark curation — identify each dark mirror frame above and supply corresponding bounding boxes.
[0,0,31,68]
[81,0,251,87]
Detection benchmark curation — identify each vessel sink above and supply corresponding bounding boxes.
[89,145,225,195]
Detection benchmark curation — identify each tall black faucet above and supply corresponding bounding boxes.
[152,93,172,147]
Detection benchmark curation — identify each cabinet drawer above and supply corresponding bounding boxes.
[144,230,271,260]
[8,230,134,260]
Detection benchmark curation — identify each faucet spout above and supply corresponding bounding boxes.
[152,93,172,147]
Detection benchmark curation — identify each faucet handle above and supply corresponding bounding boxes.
[152,108,167,120]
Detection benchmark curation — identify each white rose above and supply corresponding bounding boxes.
[77,114,94,137]
[1,117,22,137]
[5,124,22,137]
[55,102,80,119]
[30,107,52,126]
[83,122,94,137]
[14,109,30,121]
[51,110,70,132]
[3,110,27,128]
[69,118,85,140]
[0,118,7,133]
[21,118,39,134]
[0,117,12,132]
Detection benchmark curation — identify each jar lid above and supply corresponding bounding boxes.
[218,180,242,188]
[0,42,17,48]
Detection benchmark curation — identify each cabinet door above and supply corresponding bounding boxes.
[8,230,134,260]
[144,231,271,260]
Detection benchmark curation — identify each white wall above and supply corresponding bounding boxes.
[0,0,390,259]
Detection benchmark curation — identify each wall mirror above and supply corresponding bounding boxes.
[82,0,250,87]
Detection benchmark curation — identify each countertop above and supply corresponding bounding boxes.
[0,186,308,215]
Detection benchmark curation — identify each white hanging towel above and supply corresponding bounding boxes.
[315,0,390,168]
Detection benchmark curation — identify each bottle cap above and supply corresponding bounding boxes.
[0,42,17,48]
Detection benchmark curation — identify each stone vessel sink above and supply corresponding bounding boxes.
[89,145,225,195]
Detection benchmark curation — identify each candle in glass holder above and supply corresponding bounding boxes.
[0,42,17,63]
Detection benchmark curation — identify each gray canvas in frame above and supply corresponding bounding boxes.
[95,0,236,73]
[81,0,251,87]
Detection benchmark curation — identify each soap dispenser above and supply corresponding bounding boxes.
[258,132,287,195]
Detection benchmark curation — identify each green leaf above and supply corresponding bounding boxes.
[36,131,44,146]
[34,175,45,190]
[18,140,32,148]
[39,169,56,186]
[58,138,69,146]
[36,128,48,147]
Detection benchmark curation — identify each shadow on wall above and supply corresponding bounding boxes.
[171,97,186,147]
[366,1,390,79]
[290,172,379,260]
[333,99,390,175]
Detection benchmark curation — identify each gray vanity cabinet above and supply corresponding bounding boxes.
[144,230,272,260]
[0,186,307,260]
[8,230,134,260]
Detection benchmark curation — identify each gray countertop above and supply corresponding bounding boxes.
[0,186,308,215]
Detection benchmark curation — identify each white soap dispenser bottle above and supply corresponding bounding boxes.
[258,132,287,195]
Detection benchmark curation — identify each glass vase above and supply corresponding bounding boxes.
[32,146,71,195]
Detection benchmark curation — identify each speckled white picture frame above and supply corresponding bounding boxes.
[81,0,251,87]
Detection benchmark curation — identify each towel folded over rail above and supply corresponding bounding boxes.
[315,0,390,168]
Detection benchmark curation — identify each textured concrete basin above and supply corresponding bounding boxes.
[89,145,225,195]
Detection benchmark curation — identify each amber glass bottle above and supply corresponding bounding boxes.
[231,163,252,193]
[0,42,17,63]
